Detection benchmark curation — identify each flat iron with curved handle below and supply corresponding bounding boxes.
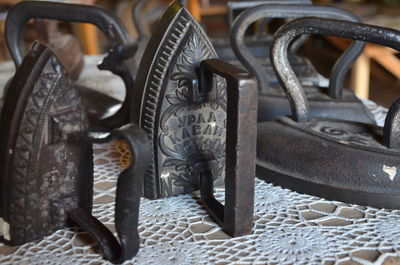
[5,1,133,130]
[231,4,365,98]
[257,18,400,209]
[0,41,151,263]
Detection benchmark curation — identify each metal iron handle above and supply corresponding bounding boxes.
[5,1,130,67]
[5,1,135,131]
[227,0,312,27]
[69,124,151,264]
[231,4,365,98]
[197,59,257,237]
[271,18,400,125]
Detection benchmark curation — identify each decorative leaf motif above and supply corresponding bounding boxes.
[166,95,182,105]
[158,31,227,193]
[163,158,187,169]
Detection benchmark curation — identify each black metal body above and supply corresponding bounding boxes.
[131,1,257,237]
[257,17,400,209]
[0,42,93,247]
[0,42,151,264]
[5,1,134,131]
[231,4,375,124]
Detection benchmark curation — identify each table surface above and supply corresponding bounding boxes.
[0,57,399,265]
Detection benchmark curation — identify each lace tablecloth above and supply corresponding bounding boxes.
[1,58,400,265]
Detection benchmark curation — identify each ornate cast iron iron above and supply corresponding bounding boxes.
[257,17,400,209]
[0,42,151,263]
[132,1,257,237]
[5,1,134,131]
[231,4,375,124]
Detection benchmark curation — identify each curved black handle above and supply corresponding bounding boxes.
[231,4,365,98]
[227,0,312,26]
[5,1,135,131]
[271,18,400,126]
[69,124,151,264]
[5,1,130,67]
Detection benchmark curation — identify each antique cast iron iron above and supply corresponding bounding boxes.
[231,4,375,124]
[132,1,257,237]
[0,42,151,263]
[5,1,134,131]
[257,17,400,208]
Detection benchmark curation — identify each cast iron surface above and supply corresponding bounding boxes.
[257,17,400,208]
[132,1,225,199]
[5,1,134,131]
[198,59,257,237]
[0,42,92,245]
[132,1,257,236]
[231,4,375,123]
[0,42,152,263]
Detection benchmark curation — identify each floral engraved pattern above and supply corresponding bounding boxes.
[160,33,226,132]
[157,31,227,196]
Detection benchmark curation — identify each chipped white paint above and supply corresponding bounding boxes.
[160,172,170,180]
[0,217,10,241]
[383,165,397,181]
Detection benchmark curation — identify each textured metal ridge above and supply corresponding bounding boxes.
[140,5,191,199]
